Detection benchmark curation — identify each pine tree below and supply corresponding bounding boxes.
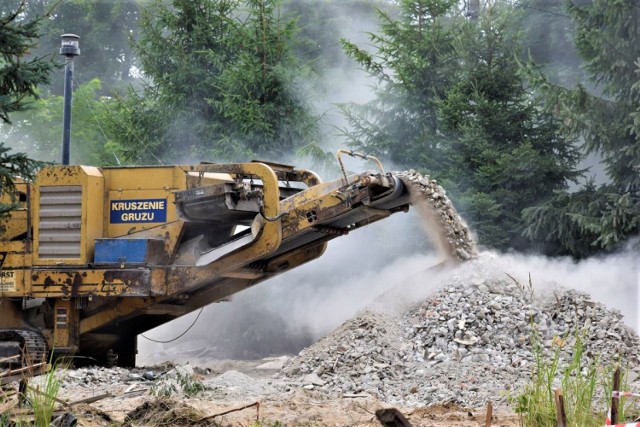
[515,0,584,86]
[0,4,54,214]
[437,2,581,250]
[339,0,461,174]
[0,4,53,123]
[209,0,318,159]
[107,0,318,164]
[523,0,640,256]
[339,0,581,251]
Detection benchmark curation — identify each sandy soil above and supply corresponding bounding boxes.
[49,359,520,427]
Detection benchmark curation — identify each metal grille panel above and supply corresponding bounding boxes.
[38,186,82,259]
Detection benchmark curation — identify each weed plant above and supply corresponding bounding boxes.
[509,319,640,426]
[507,274,637,426]
[512,328,608,426]
[28,361,65,427]
[150,370,208,398]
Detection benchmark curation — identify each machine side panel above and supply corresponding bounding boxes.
[101,168,195,258]
[106,189,176,237]
[33,166,104,266]
[30,268,152,298]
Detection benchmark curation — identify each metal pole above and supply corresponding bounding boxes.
[61,57,74,165]
[59,34,80,165]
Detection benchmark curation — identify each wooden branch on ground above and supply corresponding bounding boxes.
[0,363,49,386]
[0,355,20,364]
[68,392,112,406]
[0,396,18,415]
[197,401,260,423]
[485,401,493,427]
[0,362,47,378]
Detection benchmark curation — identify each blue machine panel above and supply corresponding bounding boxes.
[94,239,164,265]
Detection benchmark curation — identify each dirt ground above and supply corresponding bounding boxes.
[72,391,520,427]
[50,359,520,427]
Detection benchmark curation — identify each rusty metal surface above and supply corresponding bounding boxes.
[166,162,282,294]
[79,298,155,335]
[30,269,152,298]
[33,165,104,266]
[278,177,374,239]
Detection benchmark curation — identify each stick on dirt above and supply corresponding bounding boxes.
[611,367,621,425]
[196,401,260,423]
[554,389,567,427]
[0,396,18,415]
[0,355,20,364]
[68,392,112,406]
[485,401,493,427]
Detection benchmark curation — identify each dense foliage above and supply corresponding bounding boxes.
[105,0,318,164]
[516,0,584,86]
[5,79,120,165]
[339,0,460,173]
[340,0,581,250]
[34,0,140,95]
[523,0,640,257]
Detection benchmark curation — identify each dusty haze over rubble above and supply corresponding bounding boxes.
[138,210,639,365]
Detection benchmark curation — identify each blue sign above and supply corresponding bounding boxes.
[110,199,167,224]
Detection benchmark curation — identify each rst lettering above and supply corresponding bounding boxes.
[0,270,16,292]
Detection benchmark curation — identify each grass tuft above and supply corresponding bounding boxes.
[28,361,65,427]
[511,324,638,426]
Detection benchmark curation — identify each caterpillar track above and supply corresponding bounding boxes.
[0,329,48,384]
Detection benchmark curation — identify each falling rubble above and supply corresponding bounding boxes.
[397,170,476,262]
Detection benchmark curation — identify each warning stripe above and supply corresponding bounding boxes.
[613,392,640,399]
[605,391,640,426]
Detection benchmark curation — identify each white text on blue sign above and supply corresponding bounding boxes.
[110,199,167,223]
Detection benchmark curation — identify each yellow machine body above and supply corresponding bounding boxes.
[0,159,411,366]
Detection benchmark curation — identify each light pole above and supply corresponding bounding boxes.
[60,34,80,165]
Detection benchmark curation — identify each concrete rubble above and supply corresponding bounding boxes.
[278,256,640,408]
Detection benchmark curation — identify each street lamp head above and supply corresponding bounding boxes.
[60,34,80,57]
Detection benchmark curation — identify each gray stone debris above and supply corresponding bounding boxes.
[279,257,640,408]
[63,366,150,387]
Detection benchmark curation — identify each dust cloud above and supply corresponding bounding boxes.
[137,203,639,366]
[137,210,439,364]
[487,247,639,330]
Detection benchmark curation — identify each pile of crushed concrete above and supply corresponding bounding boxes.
[278,256,640,408]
